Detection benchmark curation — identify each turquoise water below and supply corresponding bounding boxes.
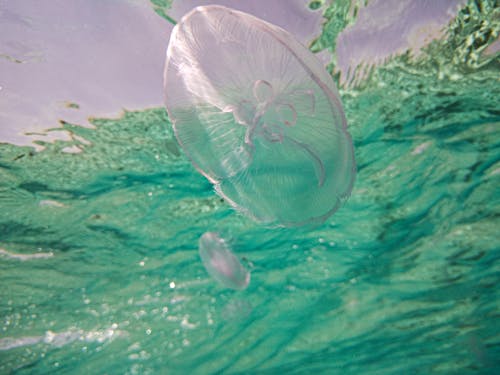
[1,1,499,374]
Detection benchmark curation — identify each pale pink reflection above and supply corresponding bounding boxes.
[0,0,172,148]
[335,0,466,86]
[169,0,324,47]
[0,0,325,149]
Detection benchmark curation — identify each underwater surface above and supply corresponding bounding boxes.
[1,0,499,373]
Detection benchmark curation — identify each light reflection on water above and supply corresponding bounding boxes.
[1,0,466,148]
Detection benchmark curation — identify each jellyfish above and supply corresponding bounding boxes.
[164,5,355,226]
[198,232,250,290]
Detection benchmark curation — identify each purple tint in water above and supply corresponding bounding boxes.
[0,0,171,149]
[168,0,325,47]
[335,0,465,86]
[164,5,355,226]
[199,232,250,291]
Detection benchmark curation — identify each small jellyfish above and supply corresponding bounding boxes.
[198,232,250,290]
[164,5,355,226]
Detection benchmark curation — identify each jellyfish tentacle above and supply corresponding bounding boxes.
[253,80,274,103]
[262,122,284,143]
[244,122,256,147]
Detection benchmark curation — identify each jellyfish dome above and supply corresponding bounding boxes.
[164,5,355,226]
[199,232,250,291]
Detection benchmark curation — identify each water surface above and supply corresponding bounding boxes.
[0,0,499,373]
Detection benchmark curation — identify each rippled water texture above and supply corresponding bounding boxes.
[1,0,499,374]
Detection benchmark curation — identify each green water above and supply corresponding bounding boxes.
[1,1,499,373]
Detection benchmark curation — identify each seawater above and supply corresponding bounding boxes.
[1,1,499,374]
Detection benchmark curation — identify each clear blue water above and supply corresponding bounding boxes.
[1,1,499,374]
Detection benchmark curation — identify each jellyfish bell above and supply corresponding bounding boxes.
[199,232,250,291]
[164,5,355,227]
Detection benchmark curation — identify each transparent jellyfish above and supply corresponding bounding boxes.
[164,5,355,226]
[199,232,250,290]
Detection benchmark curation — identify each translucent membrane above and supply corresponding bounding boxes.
[198,232,250,291]
[164,5,355,226]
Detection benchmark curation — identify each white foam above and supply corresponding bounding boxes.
[0,326,125,351]
[0,248,54,261]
